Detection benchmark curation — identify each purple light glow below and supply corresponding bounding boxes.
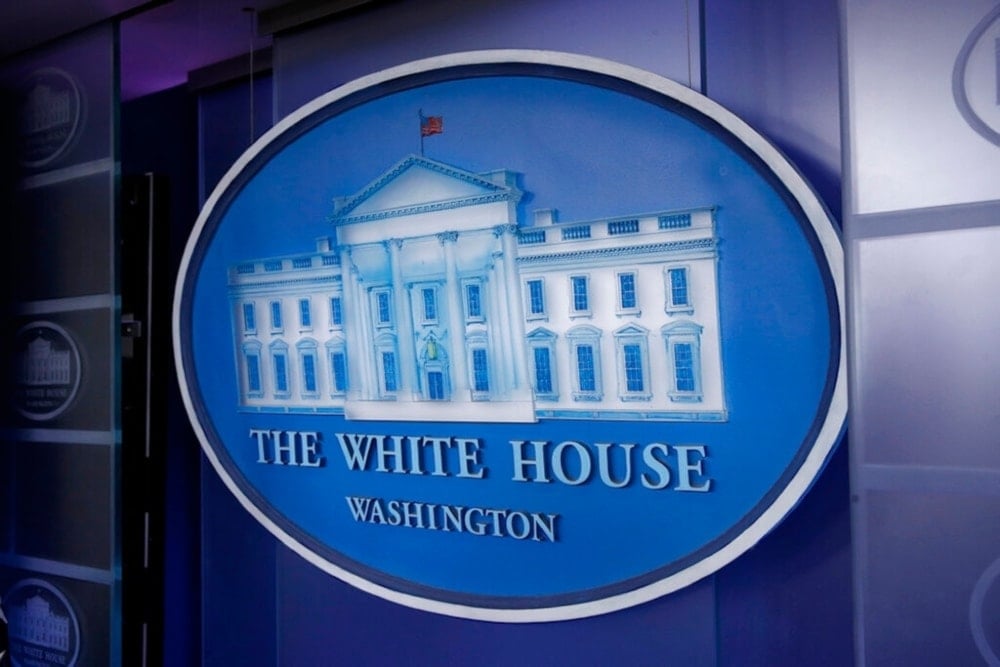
[120,0,278,100]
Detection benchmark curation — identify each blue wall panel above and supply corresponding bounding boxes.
[201,470,278,667]
[703,2,852,663]
[277,552,717,666]
[197,74,277,667]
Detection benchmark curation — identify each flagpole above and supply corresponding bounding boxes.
[418,109,424,157]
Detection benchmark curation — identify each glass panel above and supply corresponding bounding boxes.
[854,225,1000,468]
[0,22,122,667]
[845,0,1000,212]
[852,220,1000,665]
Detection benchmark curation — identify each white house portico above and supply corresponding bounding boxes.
[228,155,726,423]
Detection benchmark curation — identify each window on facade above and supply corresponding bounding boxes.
[270,301,282,330]
[246,353,261,393]
[619,273,637,311]
[427,371,445,400]
[527,279,545,316]
[330,296,343,327]
[422,287,437,322]
[243,303,256,332]
[577,345,596,392]
[674,343,695,392]
[571,276,589,313]
[273,353,288,394]
[330,351,347,394]
[533,346,553,394]
[376,291,392,325]
[667,267,691,311]
[567,325,602,400]
[297,340,319,396]
[299,298,312,328]
[614,325,651,401]
[472,348,489,393]
[466,283,482,320]
[527,328,559,401]
[623,344,644,392]
[662,321,703,402]
[301,352,317,393]
[242,342,263,398]
[382,351,397,393]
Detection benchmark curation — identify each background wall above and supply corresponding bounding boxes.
[842,1,1000,664]
[19,0,999,664]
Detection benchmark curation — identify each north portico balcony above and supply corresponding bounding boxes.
[229,237,342,288]
[517,206,715,250]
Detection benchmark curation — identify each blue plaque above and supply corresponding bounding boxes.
[174,52,846,621]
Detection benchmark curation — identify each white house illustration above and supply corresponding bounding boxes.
[227,155,726,423]
[21,334,71,385]
[8,594,71,651]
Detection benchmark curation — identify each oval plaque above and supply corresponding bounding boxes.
[174,51,845,621]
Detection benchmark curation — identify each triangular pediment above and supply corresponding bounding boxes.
[615,324,649,337]
[332,155,519,223]
[526,327,557,341]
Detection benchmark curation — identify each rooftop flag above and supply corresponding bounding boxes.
[419,111,443,156]
[420,114,443,137]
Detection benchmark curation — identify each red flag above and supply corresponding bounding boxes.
[421,115,443,137]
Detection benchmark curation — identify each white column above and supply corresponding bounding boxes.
[439,231,469,400]
[496,225,530,395]
[355,273,377,399]
[339,248,365,400]
[386,239,416,400]
[488,250,513,396]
